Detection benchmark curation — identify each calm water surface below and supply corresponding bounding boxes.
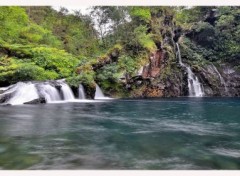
[0,98,240,169]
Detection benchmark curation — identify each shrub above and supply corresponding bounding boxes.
[0,57,59,85]
[133,25,156,52]
[13,63,58,82]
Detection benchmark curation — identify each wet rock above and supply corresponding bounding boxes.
[173,27,182,42]
[24,98,46,104]
[195,63,240,97]
[0,93,12,104]
[142,50,165,79]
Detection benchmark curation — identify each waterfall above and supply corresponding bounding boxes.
[94,84,105,99]
[78,84,86,99]
[94,84,112,100]
[0,87,8,91]
[38,84,61,102]
[176,43,204,97]
[0,80,77,105]
[59,82,75,100]
[211,64,229,95]
[0,80,114,105]
[6,82,39,105]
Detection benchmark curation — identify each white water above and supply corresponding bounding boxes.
[176,43,204,97]
[0,80,115,105]
[6,82,39,105]
[38,84,61,102]
[94,84,105,99]
[94,84,112,100]
[0,84,19,96]
[78,84,86,99]
[60,83,75,100]
[0,87,8,91]
[0,80,78,105]
[211,64,229,95]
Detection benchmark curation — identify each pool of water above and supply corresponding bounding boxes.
[0,97,240,169]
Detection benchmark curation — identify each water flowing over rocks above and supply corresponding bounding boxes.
[94,84,112,100]
[123,49,240,98]
[0,80,87,105]
[198,64,240,97]
[176,43,204,97]
[24,97,46,104]
[0,79,115,105]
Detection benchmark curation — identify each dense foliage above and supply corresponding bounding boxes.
[0,6,239,92]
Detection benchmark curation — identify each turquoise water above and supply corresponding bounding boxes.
[0,98,240,169]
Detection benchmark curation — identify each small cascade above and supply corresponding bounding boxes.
[78,84,86,99]
[176,43,204,97]
[60,82,75,100]
[6,82,39,105]
[94,84,112,100]
[38,84,61,102]
[94,84,105,99]
[211,64,229,95]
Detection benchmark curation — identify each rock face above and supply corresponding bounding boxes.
[125,55,240,98]
[198,64,240,97]
[142,50,167,78]
[0,93,12,103]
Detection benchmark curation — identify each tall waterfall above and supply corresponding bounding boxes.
[176,43,204,97]
[211,64,229,95]
[78,84,86,99]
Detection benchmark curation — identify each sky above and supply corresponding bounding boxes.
[52,6,91,15]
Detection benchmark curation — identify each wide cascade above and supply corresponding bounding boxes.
[4,82,39,105]
[0,80,78,105]
[176,43,204,97]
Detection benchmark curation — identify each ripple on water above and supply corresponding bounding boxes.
[209,148,240,158]
[132,157,201,169]
[0,98,240,169]
[0,146,6,153]
[130,119,235,137]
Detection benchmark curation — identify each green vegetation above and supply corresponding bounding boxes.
[0,6,239,95]
[177,6,240,66]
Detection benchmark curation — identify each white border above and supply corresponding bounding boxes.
[0,0,240,175]
[0,171,240,176]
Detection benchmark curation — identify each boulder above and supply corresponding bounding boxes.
[24,98,46,104]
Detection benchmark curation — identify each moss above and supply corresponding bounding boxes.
[107,44,123,55]
[134,25,157,52]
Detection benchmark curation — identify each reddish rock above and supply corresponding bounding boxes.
[141,50,165,78]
